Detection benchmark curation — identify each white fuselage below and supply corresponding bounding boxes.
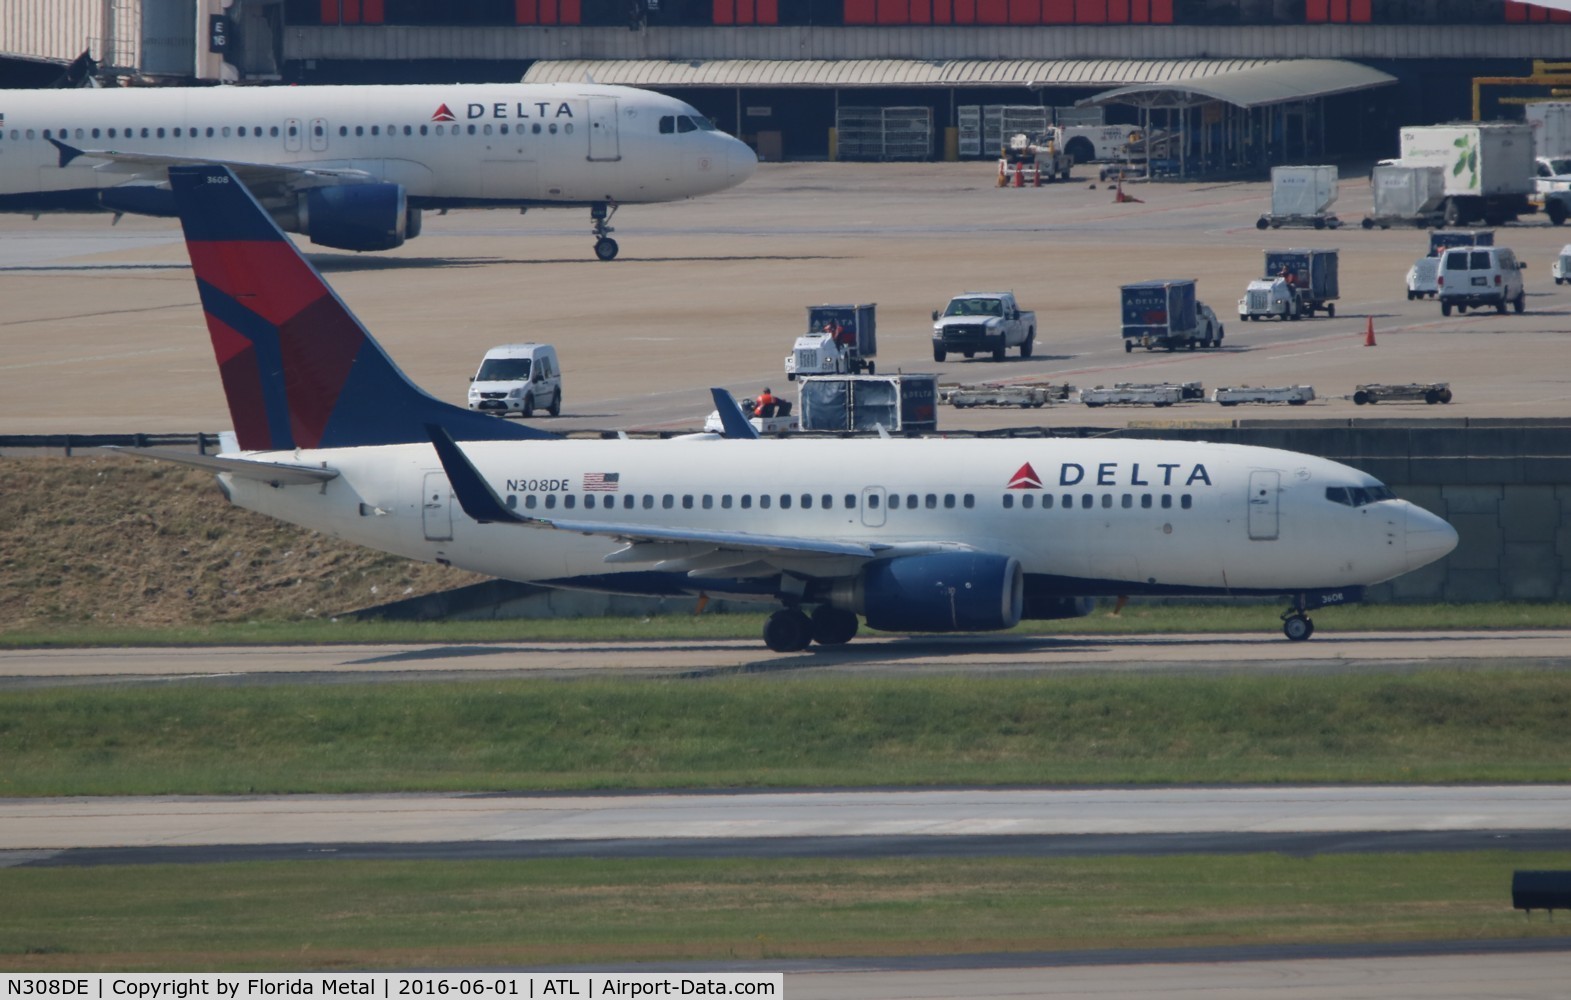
[0,82,755,211]
[218,436,1455,605]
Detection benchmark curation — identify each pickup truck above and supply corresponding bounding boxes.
[931,292,1036,362]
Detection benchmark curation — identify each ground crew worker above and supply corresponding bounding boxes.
[754,386,779,417]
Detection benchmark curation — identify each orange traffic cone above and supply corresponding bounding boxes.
[1013,161,1023,188]
[1364,316,1376,347]
[997,158,1006,187]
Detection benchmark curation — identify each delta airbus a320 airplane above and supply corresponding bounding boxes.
[139,164,1457,652]
[0,82,756,259]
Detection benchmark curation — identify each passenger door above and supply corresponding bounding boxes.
[1247,471,1280,541]
[587,98,620,162]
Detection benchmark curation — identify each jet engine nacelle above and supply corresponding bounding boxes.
[836,552,1024,633]
[297,183,418,252]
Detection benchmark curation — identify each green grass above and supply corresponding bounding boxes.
[2,601,1570,648]
[4,671,1571,796]
[3,853,1568,971]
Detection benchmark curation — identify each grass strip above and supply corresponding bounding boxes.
[3,671,1570,795]
[3,853,1570,971]
[3,602,1570,648]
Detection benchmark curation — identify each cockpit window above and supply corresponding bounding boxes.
[1325,485,1396,507]
[661,114,718,135]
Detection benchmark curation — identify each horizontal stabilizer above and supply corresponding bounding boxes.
[102,446,338,486]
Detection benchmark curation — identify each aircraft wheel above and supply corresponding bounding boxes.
[763,609,813,653]
[1282,615,1314,642]
[548,390,561,417]
[522,394,535,418]
[594,237,619,261]
[810,606,859,646]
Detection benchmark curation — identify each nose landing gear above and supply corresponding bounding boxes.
[591,201,619,261]
[1280,597,1315,641]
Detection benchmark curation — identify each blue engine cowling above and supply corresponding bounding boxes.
[853,553,1024,633]
[299,183,419,251]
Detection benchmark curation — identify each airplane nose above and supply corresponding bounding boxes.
[728,138,758,184]
[1404,504,1459,571]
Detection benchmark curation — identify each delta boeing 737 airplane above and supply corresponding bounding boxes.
[0,82,756,259]
[139,164,1457,652]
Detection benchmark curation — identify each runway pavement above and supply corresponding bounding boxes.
[4,629,1570,688]
[5,784,1570,854]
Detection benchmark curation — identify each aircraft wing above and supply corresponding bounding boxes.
[427,425,962,576]
[103,446,339,487]
[49,137,376,191]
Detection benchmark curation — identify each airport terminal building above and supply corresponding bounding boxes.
[5,0,1571,170]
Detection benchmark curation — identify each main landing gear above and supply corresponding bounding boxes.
[591,201,619,261]
[1280,600,1315,642]
[762,605,860,652]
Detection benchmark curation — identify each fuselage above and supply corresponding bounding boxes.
[0,82,756,212]
[221,436,1457,607]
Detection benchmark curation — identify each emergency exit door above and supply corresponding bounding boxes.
[422,472,453,541]
[1247,470,1280,541]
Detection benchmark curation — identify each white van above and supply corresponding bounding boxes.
[466,343,562,417]
[1553,244,1571,284]
[1437,246,1526,316]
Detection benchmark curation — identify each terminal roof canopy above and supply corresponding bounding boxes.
[1076,59,1396,110]
[525,58,1322,90]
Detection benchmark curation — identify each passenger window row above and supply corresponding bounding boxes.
[7,122,573,142]
[500,491,978,513]
[1002,492,1194,511]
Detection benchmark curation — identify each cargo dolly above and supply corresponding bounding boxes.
[1351,382,1453,405]
[1080,382,1204,407]
[945,382,1072,408]
[1212,385,1316,406]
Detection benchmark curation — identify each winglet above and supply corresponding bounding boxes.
[709,388,761,440]
[47,136,84,168]
[425,424,530,525]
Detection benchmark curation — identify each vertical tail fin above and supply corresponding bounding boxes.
[168,165,553,450]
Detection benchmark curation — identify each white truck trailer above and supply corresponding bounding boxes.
[1395,123,1535,227]
[1257,165,1340,230]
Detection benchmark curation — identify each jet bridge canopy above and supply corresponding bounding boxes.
[1076,59,1396,178]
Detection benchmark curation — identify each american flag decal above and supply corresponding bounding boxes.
[583,472,620,492]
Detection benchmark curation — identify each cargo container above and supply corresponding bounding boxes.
[1120,280,1201,352]
[798,374,939,434]
[1258,165,1340,229]
[1362,164,1446,228]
